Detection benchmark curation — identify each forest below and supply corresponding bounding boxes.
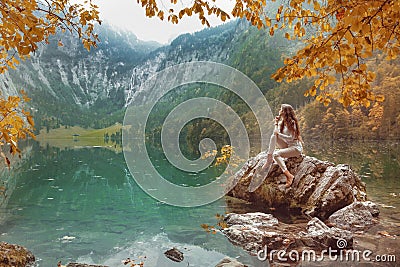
[172,30,400,147]
[298,57,400,140]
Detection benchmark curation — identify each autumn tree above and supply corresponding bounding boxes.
[0,0,100,165]
[138,0,399,107]
[299,54,400,140]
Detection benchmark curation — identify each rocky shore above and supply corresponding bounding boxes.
[222,152,396,265]
[0,242,35,267]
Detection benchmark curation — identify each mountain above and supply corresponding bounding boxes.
[0,24,161,130]
[125,21,239,106]
[0,20,300,131]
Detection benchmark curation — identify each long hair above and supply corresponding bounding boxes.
[279,104,302,142]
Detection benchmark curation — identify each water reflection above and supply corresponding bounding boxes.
[0,141,255,267]
[0,139,399,266]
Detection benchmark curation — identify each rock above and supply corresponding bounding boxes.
[226,152,367,220]
[66,264,108,267]
[361,200,380,217]
[221,213,353,264]
[304,217,353,250]
[222,213,280,253]
[164,247,184,262]
[327,201,379,231]
[224,212,279,227]
[0,242,35,267]
[214,257,248,267]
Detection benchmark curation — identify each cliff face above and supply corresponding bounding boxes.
[0,25,153,124]
[10,28,144,99]
[0,21,243,128]
[125,22,239,106]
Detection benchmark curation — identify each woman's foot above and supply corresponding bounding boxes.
[283,170,294,188]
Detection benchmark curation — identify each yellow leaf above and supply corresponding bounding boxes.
[313,0,321,11]
[83,40,91,51]
[375,95,385,102]
[265,17,271,27]
[323,99,331,106]
[157,11,164,20]
[327,75,336,84]
[362,99,370,108]
[310,86,317,96]
[359,64,367,71]
[366,72,376,82]
[12,57,19,65]
[27,116,34,127]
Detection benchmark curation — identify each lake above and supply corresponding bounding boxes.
[0,139,399,266]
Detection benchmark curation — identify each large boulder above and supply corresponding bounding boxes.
[0,242,35,267]
[227,152,367,220]
[221,212,353,264]
[327,201,380,232]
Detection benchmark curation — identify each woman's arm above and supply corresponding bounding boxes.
[277,131,294,142]
[277,124,296,142]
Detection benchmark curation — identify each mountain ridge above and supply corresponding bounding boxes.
[0,20,295,131]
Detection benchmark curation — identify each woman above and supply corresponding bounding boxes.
[268,104,303,187]
[249,104,303,191]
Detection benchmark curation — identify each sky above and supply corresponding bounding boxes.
[97,0,235,44]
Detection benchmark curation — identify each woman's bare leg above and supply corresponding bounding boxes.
[264,134,287,166]
[273,147,301,187]
[248,134,287,192]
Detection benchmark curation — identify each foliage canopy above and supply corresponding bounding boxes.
[0,0,100,71]
[139,0,399,107]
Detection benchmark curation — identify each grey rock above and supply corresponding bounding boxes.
[361,200,380,217]
[222,213,281,254]
[327,201,379,231]
[224,212,279,227]
[215,257,248,267]
[66,264,108,267]
[304,217,353,249]
[227,153,367,220]
[222,213,353,263]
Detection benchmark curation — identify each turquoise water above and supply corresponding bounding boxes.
[0,140,399,266]
[0,142,255,267]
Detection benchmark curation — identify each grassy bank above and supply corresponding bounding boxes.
[35,123,123,152]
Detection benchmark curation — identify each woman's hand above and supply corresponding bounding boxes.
[274,116,279,135]
[274,116,280,125]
